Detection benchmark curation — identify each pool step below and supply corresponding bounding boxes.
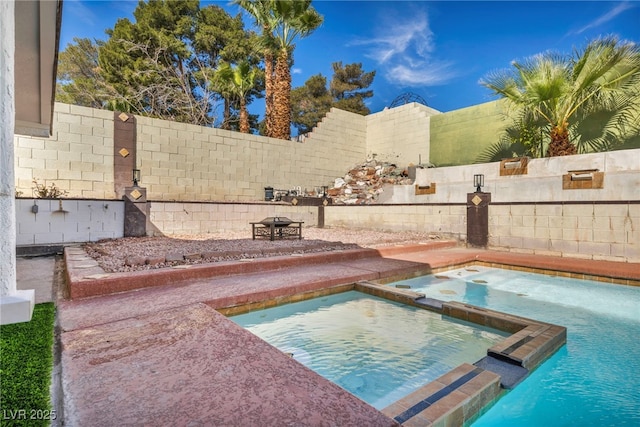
[382,363,500,426]
[488,323,566,370]
[474,356,528,389]
[443,301,567,370]
[414,297,443,311]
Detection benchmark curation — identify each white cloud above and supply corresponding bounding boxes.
[348,9,454,87]
[350,11,432,64]
[571,1,634,35]
[292,68,303,75]
[66,0,98,27]
[387,62,455,87]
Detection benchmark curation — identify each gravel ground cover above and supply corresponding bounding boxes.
[83,227,445,273]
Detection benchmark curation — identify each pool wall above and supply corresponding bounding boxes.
[358,281,566,426]
[222,276,566,427]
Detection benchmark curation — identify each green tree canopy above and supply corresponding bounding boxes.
[196,4,263,130]
[54,0,261,128]
[56,37,116,108]
[98,0,214,124]
[330,62,375,115]
[291,62,376,134]
[215,61,259,133]
[290,74,332,134]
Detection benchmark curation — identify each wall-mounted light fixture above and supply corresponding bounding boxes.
[474,174,484,193]
[132,169,141,186]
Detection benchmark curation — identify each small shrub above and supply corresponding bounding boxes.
[32,179,68,199]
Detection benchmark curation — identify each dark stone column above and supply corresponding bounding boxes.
[467,192,491,248]
[318,205,325,228]
[114,112,136,199]
[317,197,331,228]
[123,186,147,237]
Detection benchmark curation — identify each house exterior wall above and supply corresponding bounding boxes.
[1,0,17,296]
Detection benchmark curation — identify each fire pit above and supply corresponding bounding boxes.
[250,217,303,241]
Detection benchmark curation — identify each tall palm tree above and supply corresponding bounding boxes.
[237,0,322,140]
[270,1,322,140]
[480,37,640,157]
[234,0,278,136]
[212,67,235,130]
[215,61,258,133]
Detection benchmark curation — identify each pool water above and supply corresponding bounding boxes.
[231,291,508,409]
[393,266,640,426]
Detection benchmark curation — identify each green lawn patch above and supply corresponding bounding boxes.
[1,303,56,426]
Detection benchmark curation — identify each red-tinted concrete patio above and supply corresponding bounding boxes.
[57,243,640,426]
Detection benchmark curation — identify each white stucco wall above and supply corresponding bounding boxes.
[15,199,124,245]
[382,149,640,204]
[0,0,16,296]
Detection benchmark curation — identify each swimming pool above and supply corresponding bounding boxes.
[230,290,508,409]
[392,266,640,426]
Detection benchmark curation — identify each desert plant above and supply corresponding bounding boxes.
[32,179,69,199]
[480,36,640,157]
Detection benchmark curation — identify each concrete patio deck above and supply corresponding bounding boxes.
[23,244,640,426]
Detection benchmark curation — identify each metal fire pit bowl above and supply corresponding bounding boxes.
[250,217,304,241]
[259,217,294,227]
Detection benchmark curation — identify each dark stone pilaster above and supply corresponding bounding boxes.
[318,205,325,228]
[467,192,491,248]
[123,186,147,237]
[114,112,136,199]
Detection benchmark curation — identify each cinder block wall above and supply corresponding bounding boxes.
[12,103,639,262]
[429,100,507,167]
[365,103,440,166]
[148,202,321,235]
[488,202,638,262]
[324,204,467,239]
[133,107,367,201]
[323,149,640,262]
[14,103,114,198]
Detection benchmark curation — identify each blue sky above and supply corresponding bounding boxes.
[60,1,640,116]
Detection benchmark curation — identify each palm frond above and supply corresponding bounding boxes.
[480,36,640,156]
[475,137,527,164]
